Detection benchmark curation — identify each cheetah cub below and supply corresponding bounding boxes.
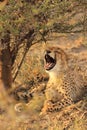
[41,46,87,114]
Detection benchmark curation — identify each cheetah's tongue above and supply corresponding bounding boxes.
[44,62,54,69]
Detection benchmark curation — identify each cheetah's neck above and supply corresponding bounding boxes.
[48,71,64,85]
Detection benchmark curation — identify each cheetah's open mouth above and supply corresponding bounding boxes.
[44,54,56,70]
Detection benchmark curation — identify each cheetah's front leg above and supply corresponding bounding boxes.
[41,97,73,114]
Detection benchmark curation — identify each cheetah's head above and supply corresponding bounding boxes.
[44,47,68,73]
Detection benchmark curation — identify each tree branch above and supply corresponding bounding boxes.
[11,29,35,66]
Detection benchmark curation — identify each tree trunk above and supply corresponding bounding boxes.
[0,48,16,117]
[0,41,14,111]
[0,32,12,91]
[0,47,12,90]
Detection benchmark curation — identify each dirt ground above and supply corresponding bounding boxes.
[0,33,87,130]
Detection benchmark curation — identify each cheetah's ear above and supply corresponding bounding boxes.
[56,47,68,61]
[61,51,68,68]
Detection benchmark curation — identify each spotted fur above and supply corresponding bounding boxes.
[42,47,87,113]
